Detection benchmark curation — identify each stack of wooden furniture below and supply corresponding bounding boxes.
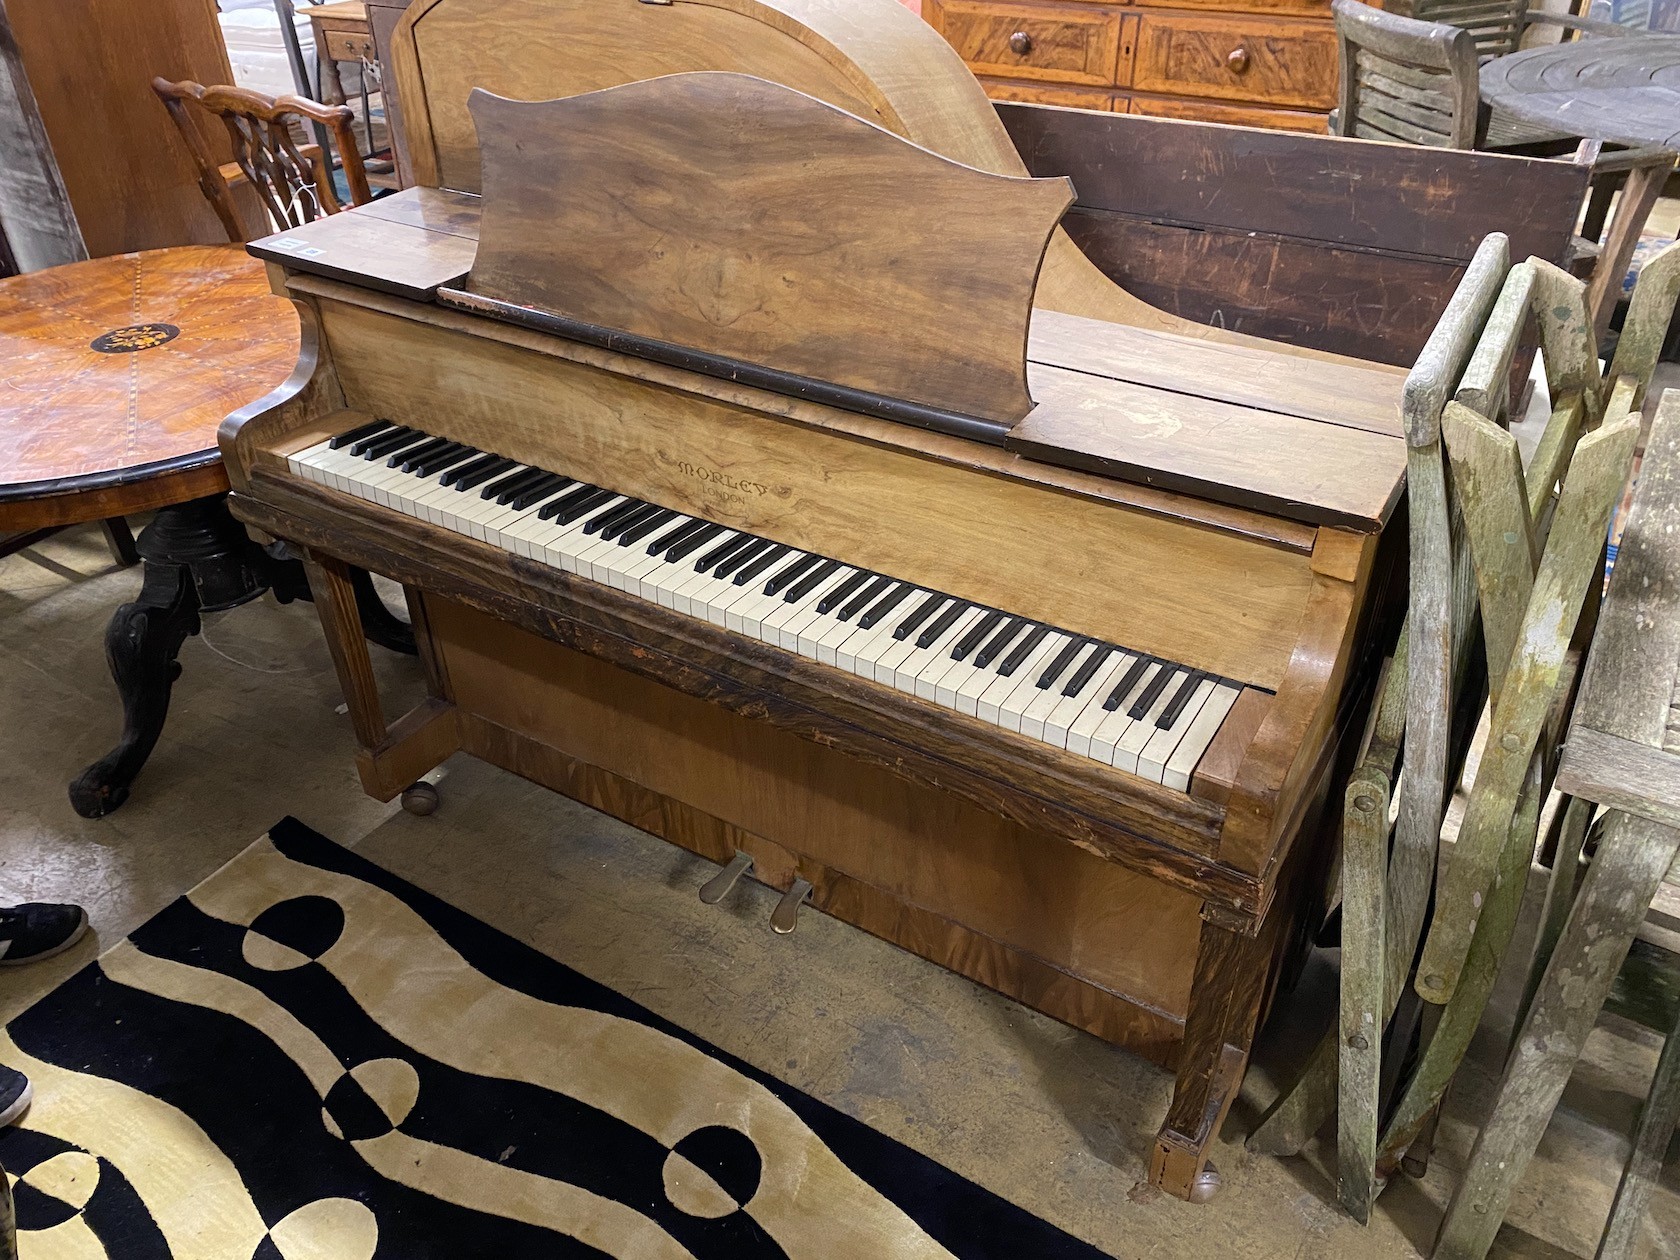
[1250,236,1680,1256]
[923,0,1339,131]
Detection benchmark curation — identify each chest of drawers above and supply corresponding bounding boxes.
[925,0,1336,131]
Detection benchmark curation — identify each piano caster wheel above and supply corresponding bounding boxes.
[699,851,754,904]
[1188,1164,1222,1204]
[770,877,813,934]
[400,781,440,816]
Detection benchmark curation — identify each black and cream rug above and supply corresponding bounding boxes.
[1,818,1110,1258]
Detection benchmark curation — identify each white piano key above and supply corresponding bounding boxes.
[1042,651,1132,751]
[1018,640,1097,741]
[1112,673,1182,776]
[1164,682,1242,791]
[975,632,1060,727]
[893,607,985,695]
[995,633,1074,733]
[1086,662,1160,766]
[1138,678,1215,785]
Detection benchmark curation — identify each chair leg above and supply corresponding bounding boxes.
[1433,812,1680,1260]
[100,517,139,567]
[1585,162,1670,346]
[1596,992,1680,1260]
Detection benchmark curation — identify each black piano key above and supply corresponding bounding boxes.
[412,442,473,476]
[537,483,602,522]
[1156,670,1206,729]
[916,599,970,650]
[554,487,618,525]
[1037,636,1089,690]
[1128,663,1179,720]
[1063,643,1116,698]
[1103,656,1156,712]
[857,582,913,629]
[733,543,790,586]
[330,419,389,449]
[596,500,656,541]
[693,532,754,574]
[764,553,821,596]
[359,427,424,459]
[390,436,451,469]
[893,593,947,641]
[441,452,501,487]
[350,425,412,457]
[455,457,516,492]
[817,569,872,615]
[715,538,774,582]
[619,508,679,547]
[611,503,668,544]
[785,558,841,603]
[667,522,727,563]
[587,499,649,539]
[951,610,1004,661]
[510,474,571,511]
[973,617,1027,669]
[650,517,708,556]
[485,466,545,502]
[838,575,892,621]
[997,625,1050,677]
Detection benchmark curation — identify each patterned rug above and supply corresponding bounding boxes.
[0,818,1110,1259]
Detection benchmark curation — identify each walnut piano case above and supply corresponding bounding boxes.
[223,72,1405,1201]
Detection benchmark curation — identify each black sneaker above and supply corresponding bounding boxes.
[0,1065,30,1127]
[0,903,88,966]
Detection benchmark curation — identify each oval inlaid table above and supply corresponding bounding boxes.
[0,245,408,819]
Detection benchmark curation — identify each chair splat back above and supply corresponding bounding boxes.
[1332,0,1481,150]
[151,78,372,242]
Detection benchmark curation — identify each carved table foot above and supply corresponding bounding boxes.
[69,496,271,819]
[69,496,418,817]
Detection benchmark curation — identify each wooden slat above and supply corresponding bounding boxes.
[1562,391,1680,810]
[1013,364,1407,531]
[1417,410,1639,1005]
[1027,309,1404,436]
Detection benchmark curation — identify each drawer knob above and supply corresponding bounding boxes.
[1008,30,1034,55]
[1227,46,1250,72]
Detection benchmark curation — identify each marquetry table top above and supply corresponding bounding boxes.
[1480,35,1680,151]
[0,245,298,531]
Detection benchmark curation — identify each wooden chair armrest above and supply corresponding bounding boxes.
[1523,11,1642,36]
[1588,146,1680,176]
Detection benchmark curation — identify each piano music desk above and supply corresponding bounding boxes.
[225,82,1408,1200]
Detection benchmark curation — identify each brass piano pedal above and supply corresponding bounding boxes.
[770,878,813,935]
[698,851,753,905]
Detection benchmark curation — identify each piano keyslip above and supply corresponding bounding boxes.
[287,425,1259,791]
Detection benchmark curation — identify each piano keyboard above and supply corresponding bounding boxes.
[288,422,1253,791]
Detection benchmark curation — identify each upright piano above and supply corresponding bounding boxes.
[223,0,1411,1202]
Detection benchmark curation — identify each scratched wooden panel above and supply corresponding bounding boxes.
[998,101,1587,368]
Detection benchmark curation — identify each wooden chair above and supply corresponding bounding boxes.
[1400,0,1642,60]
[1249,239,1649,1230]
[150,78,372,242]
[1329,0,1676,341]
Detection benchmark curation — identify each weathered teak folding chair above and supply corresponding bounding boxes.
[1249,238,1512,1187]
[1249,238,1648,1225]
[1433,242,1680,1260]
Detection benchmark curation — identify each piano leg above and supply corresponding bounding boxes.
[1150,919,1272,1202]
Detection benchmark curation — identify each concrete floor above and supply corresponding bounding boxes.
[2,522,1678,1259]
